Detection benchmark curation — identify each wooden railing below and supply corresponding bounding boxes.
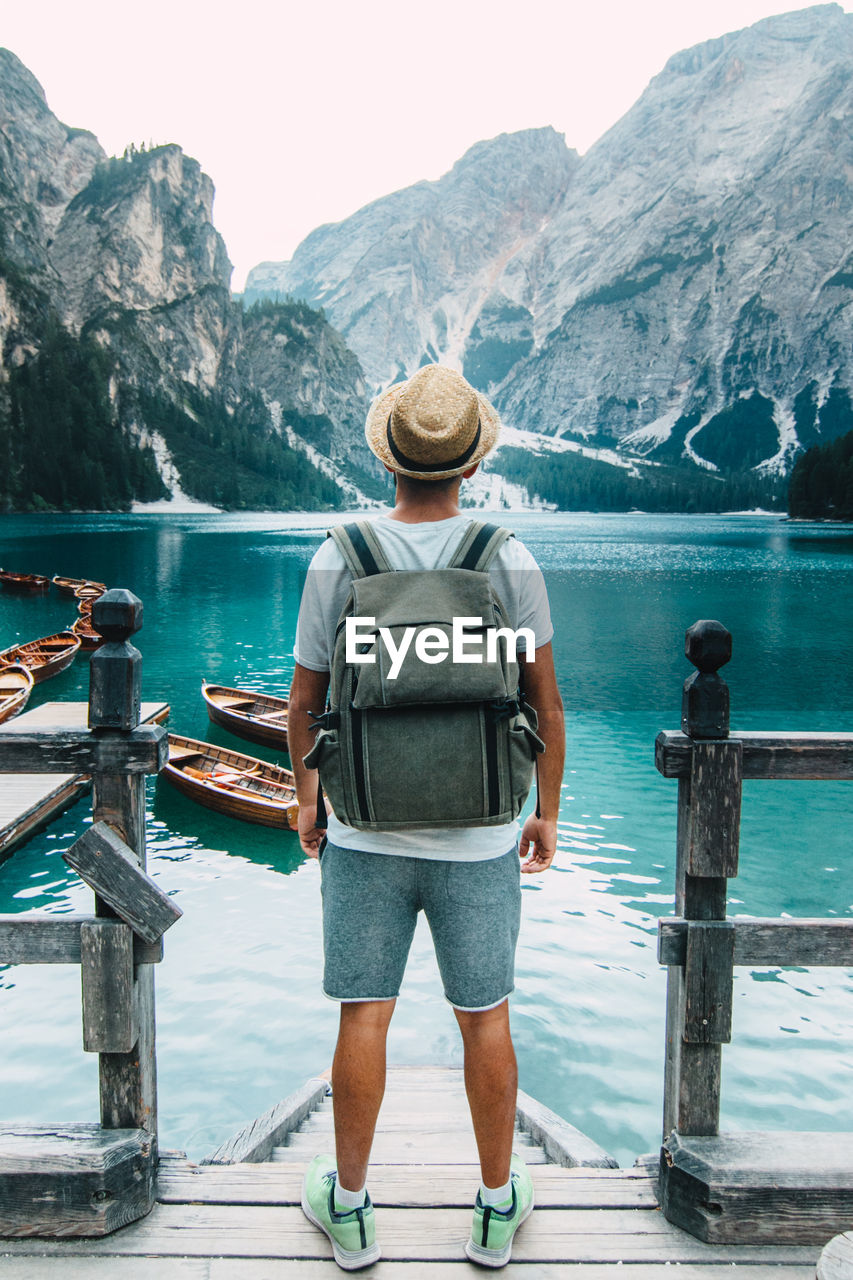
[656,619,853,1244]
[0,591,178,1237]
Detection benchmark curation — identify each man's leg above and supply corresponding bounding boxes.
[453,999,517,1188]
[332,998,396,1192]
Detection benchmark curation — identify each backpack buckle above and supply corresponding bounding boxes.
[308,708,341,731]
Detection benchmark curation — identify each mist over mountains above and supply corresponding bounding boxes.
[2,6,852,512]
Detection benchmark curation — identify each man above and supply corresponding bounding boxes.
[289,364,565,1270]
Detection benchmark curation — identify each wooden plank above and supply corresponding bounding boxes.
[683,921,734,1044]
[275,1132,548,1163]
[64,823,182,943]
[0,1203,820,1262]
[659,917,853,968]
[159,1161,658,1208]
[81,921,137,1054]
[0,916,162,966]
[686,740,742,878]
[8,702,169,729]
[0,725,166,775]
[818,1231,853,1279]
[515,1090,618,1169]
[656,730,853,780]
[0,1124,155,1237]
[203,1079,329,1165]
[661,1131,853,1244]
[0,1260,823,1279]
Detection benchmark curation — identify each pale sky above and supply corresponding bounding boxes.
[3,1,844,288]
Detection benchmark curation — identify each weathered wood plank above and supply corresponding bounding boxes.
[683,921,734,1044]
[203,1079,329,1165]
[0,726,167,775]
[656,730,853,780]
[81,921,136,1054]
[659,917,853,968]
[159,1161,658,1208]
[0,1124,155,1237]
[686,741,742,878]
[0,1203,820,1262]
[275,1133,548,1163]
[0,1260,823,1279]
[64,823,182,943]
[0,916,163,965]
[515,1090,618,1169]
[661,1131,853,1245]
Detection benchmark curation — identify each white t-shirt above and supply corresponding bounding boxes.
[294,513,553,861]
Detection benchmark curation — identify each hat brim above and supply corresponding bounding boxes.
[365,376,501,480]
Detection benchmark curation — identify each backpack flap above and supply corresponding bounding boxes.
[348,568,518,709]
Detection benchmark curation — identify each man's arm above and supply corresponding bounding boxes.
[518,642,565,874]
[289,662,330,858]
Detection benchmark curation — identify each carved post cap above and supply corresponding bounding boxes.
[685,620,732,674]
[92,590,144,642]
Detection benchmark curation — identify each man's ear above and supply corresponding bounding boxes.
[461,463,480,479]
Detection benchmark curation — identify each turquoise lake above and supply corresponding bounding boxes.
[1,510,851,1167]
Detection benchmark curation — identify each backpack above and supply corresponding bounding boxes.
[303,519,545,831]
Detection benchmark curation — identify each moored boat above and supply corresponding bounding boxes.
[202,681,289,751]
[163,734,298,829]
[52,576,107,597]
[0,664,34,724]
[0,571,50,592]
[71,614,104,651]
[0,631,81,682]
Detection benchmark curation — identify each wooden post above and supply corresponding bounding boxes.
[663,620,740,1138]
[87,590,158,1143]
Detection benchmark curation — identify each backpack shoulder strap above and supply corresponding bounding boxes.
[328,521,394,578]
[447,521,514,572]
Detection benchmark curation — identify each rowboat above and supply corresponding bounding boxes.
[0,664,34,724]
[163,734,298,829]
[201,682,289,751]
[71,614,103,651]
[0,571,50,592]
[52,576,107,596]
[0,631,81,682]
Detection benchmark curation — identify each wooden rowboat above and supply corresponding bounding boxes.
[52,576,107,596]
[163,734,298,830]
[0,664,34,724]
[0,570,50,592]
[0,631,81,683]
[71,614,104,651]
[202,682,289,751]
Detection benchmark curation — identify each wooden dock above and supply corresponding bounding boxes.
[0,700,169,861]
[0,1067,820,1276]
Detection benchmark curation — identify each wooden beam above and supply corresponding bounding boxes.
[515,1090,619,1169]
[203,1078,329,1164]
[63,822,182,943]
[0,726,167,776]
[656,730,853,780]
[81,922,137,1054]
[659,917,853,968]
[683,922,734,1045]
[0,915,163,965]
[686,740,742,878]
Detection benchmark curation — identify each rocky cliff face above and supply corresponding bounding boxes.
[245,128,578,392]
[0,50,372,511]
[246,5,853,484]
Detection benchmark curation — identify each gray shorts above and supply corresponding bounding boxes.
[319,842,521,1011]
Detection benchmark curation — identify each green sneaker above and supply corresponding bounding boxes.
[465,1154,534,1268]
[300,1154,380,1271]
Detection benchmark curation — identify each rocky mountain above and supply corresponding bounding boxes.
[0,49,374,512]
[247,5,853,498]
[245,128,578,392]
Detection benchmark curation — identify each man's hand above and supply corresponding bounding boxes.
[519,815,557,874]
[298,803,326,859]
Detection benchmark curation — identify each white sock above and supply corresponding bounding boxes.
[334,1180,367,1211]
[480,1177,513,1209]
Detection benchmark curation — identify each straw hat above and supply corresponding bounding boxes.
[365,365,501,480]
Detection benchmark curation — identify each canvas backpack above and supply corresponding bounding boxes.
[303,519,545,831]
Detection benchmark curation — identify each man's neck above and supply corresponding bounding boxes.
[387,476,463,524]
